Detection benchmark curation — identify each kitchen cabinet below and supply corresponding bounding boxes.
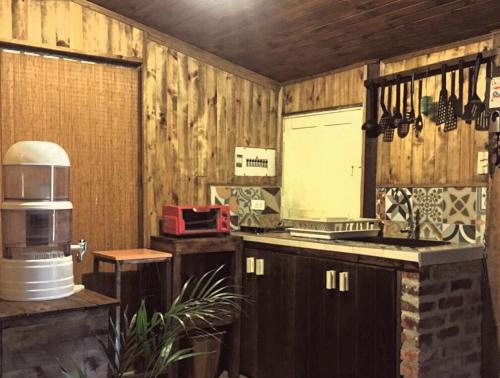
[307,256,398,378]
[240,246,398,378]
[240,248,308,378]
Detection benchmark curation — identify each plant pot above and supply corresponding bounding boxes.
[182,331,226,378]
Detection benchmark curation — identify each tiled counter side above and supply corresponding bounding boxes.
[236,232,485,378]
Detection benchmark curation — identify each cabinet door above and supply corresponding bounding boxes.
[240,249,307,378]
[240,248,260,378]
[352,263,398,378]
[305,257,341,378]
[307,258,398,378]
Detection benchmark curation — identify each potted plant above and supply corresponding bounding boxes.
[61,266,243,378]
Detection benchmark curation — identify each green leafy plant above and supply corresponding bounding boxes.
[61,265,243,378]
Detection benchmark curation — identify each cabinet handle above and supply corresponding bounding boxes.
[325,270,336,290]
[246,257,255,274]
[339,272,349,292]
[255,259,265,276]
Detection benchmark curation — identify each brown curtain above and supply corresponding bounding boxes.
[0,49,141,282]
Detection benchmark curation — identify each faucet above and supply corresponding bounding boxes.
[394,189,420,240]
[71,239,88,262]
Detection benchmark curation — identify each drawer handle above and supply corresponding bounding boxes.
[246,257,255,274]
[255,259,265,276]
[325,270,336,290]
[339,272,349,292]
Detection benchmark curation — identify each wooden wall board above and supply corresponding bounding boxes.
[377,37,493,187]
[0,50,141,282]
[85,0,500,82]
[0,0,282,256]
[283,66,365,114]
[142,40,280,244]
[0,0,143,60]
[71,0,279,91]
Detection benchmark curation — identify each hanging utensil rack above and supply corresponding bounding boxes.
[364,49,498,88]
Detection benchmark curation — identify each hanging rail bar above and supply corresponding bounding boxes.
[364,48,498,88]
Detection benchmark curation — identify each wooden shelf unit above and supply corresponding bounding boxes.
[150,234,243,378]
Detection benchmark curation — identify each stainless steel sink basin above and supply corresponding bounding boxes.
[338,236,450,248]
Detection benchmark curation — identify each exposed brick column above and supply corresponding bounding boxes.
[400,260,483,378]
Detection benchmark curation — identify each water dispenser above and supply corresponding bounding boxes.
[0,141,87,301]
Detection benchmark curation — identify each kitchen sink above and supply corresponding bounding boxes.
[338,236,450,248]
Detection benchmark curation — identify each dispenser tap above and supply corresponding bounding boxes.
[71,239,88,262]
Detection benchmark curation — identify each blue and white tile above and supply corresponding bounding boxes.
[442,187,477,225]
[441,224,476,244]
[412,187,443,224]
[385,188,412,222]
[419,222,443,241]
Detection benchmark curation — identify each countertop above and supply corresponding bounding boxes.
[235,231,485,266]
[0,289,118,322]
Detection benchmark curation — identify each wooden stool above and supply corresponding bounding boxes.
[92,248,173,363]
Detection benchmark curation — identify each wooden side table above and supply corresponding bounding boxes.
[151,235,242,378]
[92,248,173,362]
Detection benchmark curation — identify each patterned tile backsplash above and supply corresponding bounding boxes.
[376,186,487,244]
[210,185,281,230]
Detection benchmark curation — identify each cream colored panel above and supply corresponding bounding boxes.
[282,107,363,219]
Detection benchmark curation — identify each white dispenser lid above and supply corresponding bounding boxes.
[3,141,70,166]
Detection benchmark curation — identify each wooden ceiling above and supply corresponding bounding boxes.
[90,0,500,82]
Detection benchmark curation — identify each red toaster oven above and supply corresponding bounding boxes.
[161,205,231,236]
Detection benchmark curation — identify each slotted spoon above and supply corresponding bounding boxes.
[436,64,448,125]
[383,85,395,142]
[463,54,484,122]
[414,79,424,137]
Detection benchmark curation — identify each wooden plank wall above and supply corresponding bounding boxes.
[0,0,143,59]
[0,0,281,248]
[0,50,140,282]
[281,37,493,188]
[377,37,493,187]
[143,40,280,243]
[282,66,365,114]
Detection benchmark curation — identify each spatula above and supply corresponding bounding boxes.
[444,71,458,132]
[436,64,448,125]
[463,54,484,122]
[476,60,491,131]
[378,82,390,131]
[392,78,403,129]
[383,86,395,142]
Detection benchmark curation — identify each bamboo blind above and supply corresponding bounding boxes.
[0,49,140,282]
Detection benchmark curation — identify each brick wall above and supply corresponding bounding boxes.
[400,260,483,378]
